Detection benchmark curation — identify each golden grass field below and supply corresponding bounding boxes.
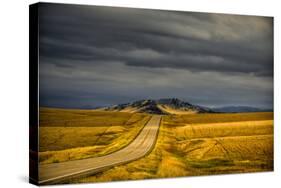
[39,108,273,183]
[69,112,273,183]
[39,108,151,164]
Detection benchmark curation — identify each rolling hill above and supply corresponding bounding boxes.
[99,98,213,115]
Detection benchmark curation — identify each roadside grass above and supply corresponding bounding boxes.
[71,112,273,183]
[39,108,151,164]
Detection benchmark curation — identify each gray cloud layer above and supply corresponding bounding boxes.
[39,3,273,108]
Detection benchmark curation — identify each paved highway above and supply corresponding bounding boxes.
[39,115,162,185]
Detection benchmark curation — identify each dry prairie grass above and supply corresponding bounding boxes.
[174,120,273,140]
[39,108,151,164]
[71,112,273,183]
[165,112,273,126]
[39,107,134,127]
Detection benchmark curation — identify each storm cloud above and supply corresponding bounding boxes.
[38,3,273,109]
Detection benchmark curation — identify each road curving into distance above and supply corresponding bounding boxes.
[39,115,162,185]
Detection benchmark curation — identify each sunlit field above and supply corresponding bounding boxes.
[71,112,273,183]
[39,108,151,164]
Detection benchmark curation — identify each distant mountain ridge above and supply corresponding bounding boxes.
[95,98,272,114]
[100,98,213,114]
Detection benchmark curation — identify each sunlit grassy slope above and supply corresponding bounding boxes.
[39,108,151,164]
[71,112,273,183]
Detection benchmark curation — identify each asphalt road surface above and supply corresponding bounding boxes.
[39,115,162,185]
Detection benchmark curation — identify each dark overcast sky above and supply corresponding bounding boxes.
[38,3,273,109]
